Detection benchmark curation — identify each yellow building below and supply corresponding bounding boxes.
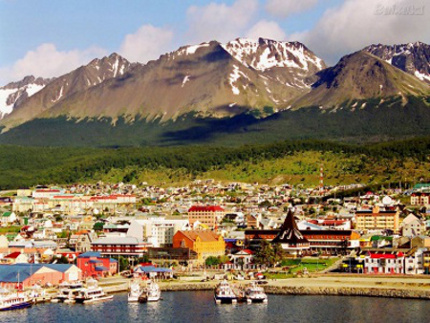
[173,230,225,263]
[355,206,400,232]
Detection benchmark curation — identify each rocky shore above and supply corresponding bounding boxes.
[264,285,430,300]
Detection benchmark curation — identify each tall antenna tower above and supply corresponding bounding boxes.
[319,164,324,194]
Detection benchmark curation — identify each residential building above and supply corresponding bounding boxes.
[69,230,94,252]
[355,206,400,232]
[188,206,225,229]
[401,214,426,237]
[127,217,189,247]
[1,212,17,225]
[411,192,430,206]
[173,230,225,263]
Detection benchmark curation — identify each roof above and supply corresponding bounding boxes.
[176,230,221,242]
[95,266,109,271]
[5,252,21,259]
[78,251,101,258]
[272,210,309,245]
[92,236,143,245]
[135,265,172,273]
[0,264,76,282]
[188,205,224,212]
[2,212,12,217]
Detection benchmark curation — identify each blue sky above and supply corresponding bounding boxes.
[0,0,428,84]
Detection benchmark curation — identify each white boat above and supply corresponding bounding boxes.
[0,288,32,311]
[128,280,141,302]
[245,281,268,304]
[138,280,161,303]
[74,278,113,304]
[214,280,237,304]
[53,281,84,303]
[29,284,50,303]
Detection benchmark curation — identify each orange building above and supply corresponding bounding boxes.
[188,206,225,229]
[173,230,225,263]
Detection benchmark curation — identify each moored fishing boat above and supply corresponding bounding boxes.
[214,280,237,304]
[128,280,141,302]
[245,281,268,304]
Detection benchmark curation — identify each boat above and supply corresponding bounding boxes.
[74,278,113,304]
[29,284,50,303]
[128,280,141,302]
[0,288,32,311]
[138,280,161,303]
[214,280,237,304]
[245,281,268,304]
[52,281,84,303]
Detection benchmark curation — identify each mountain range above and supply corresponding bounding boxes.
[0,38,429,147]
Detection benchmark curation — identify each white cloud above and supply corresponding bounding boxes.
[290,0,430,65]
[246,20,286,41]
[119,24,174,63]
[266,0,319,17]
[186,0,259,44]
[0,43,107,85]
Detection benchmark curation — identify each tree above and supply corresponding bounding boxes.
[254,240,284,267]
[205,256,220,266]
[93,222,104,231]
[119,256,129,271]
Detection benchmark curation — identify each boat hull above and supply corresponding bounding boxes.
[75,295,113,304]
[214,295,237,304]
[0,301,32,311]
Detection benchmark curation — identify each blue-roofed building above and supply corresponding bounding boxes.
[0,263,82,289]
[133,265,172,279]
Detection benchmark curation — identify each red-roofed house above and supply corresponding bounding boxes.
[188,205,225,229]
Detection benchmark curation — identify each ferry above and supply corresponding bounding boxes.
[245,281,268,304]
[138,280,161,303]
[0,288,32,311]
[52,281,84,303]
[214,280,237,304]
[74,278,113,304]
[128,280,141,302]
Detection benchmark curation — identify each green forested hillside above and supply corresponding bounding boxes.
[2,138,430,189]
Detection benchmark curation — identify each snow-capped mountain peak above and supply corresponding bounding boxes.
[0,75,51,119]
[221,38,325,72]
[364,42,430,83]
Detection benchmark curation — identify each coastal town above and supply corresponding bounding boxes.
[0,179,429,293]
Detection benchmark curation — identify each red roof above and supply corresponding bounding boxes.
[5,252,21,259]
[369,252,404,259]
[241,249,253,255]
[188,205,224,212]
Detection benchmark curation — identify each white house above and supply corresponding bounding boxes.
[401,214,426,237]
[1,212,17,225]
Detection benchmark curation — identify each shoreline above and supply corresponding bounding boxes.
[100,275,430,300]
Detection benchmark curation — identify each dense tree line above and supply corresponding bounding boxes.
[2,136,430,189]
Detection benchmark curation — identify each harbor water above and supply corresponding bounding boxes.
[1,291,429,323]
